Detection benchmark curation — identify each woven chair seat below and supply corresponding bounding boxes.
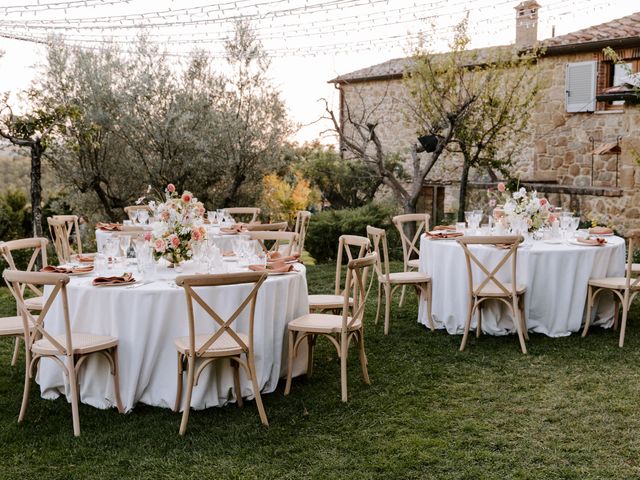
[32,333,118,355]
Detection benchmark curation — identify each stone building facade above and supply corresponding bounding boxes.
[330,7,640,233]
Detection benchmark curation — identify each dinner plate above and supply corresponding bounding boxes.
[543,239,563,244]
[589,232,614,237]
[93,280,137,287]
[568,239,605,247]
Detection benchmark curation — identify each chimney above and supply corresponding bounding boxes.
[515,0,541,47]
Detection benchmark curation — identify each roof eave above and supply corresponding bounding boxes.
[543,36,640,56]
[328,72,404,85]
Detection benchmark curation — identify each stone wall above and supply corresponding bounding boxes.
[339,51,640,233]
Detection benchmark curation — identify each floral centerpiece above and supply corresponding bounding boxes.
[488,182,555,232]
[149,183,207,266]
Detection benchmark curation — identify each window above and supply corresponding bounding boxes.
[611,62,632,106]
[565,61,597,113]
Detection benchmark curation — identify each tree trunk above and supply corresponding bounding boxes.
[92,180,119,222]
[223,172,245,208]
[457,158,471,222]
[30,142,43,238]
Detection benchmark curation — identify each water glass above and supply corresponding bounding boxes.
[94,254,108,276]
[119,234,132,259]
[138,209,149,225]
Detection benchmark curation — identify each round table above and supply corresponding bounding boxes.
[38,261,309,412]
[418,235,626,337]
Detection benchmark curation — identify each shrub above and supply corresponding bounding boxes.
[305,203,402,264]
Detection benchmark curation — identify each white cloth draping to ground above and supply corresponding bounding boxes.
[37,262,309,412]
[418,236,626,337]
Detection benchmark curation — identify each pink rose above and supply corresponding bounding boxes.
[144,231,152,242]
[540,198,548,206]
[198,206,205,216]
[181,192,192,203]
[167,183,176,193]
[497,182,506,193]
[548,214,557,223]
[191,229,202,242]
[169,234,181,248]
[154,238,166,253]
[162,211,170,221]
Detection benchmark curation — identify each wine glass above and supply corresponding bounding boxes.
[560,215,572,243]
[464,211,473,228]
[570,216,580,239]
[104,237,119,270]
[138,209,149,225]
[119,234,131,259]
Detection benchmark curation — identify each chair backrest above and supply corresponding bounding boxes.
[249,231,298,256]
[3,269,73,356]
[245,222,288,232]
[340,253,378,331]
[334,235,371,296]
[48,215,83,263]
[1,237,49,299]
[625,231,640,292]
[293,211,311,255]
[175,271,267,358]
[392,213,430,269]
[226,207,260,224]
[366,226,391,282]
[456,235,523,297]
[123,205,152,221]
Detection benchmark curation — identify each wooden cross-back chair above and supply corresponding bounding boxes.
[293,210,311,256]
[47,215,83,264]
[1,238,49,366]
[392,213,430,307]
[226,207,261,224]
[245,221,288,232]
[173,271,269,435]
[582,230,640,348]
[249,231,298,257]
[367,225,433,335]
[457,235,528,354]
[123,205,152,222]
[2,269,124,437]
[308,234,370,314]
[285,252,377,402]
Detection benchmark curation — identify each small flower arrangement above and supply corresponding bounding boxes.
[488,182,555,232]
[149,183,206,265]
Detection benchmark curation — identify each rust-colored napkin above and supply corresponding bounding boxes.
[577,237,606,246]
[42,265,94,274]
[426,231,464,240]
[96,222,122,232]
[434,225,456,231]
[222,251,235,257]
[92,272,135,286]
[248,262,294,273]
[220,224,248,234]
[74,254,96,263]
[588,227,613,235]
[268,252,300,264]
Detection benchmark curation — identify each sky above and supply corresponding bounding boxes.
[0,0,634,145]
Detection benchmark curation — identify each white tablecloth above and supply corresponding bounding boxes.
[38,262,309,412]
[418,236,626,337]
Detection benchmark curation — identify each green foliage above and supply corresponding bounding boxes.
[305,202,401,263]
[0,190,31,270]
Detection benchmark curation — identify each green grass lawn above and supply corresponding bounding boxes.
[1,263,640,479]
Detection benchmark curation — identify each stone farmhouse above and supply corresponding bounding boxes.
[330,2,640,232]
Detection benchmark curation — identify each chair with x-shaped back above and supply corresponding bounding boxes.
[392,213,430,307]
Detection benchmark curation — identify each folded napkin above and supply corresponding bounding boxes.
[577,237,606,246]
[220,224,248,234]
[434,225,456,231]
[222,251,235,257]
[268,252,300,263]
[42,265,94,274]
[92,272,135,286]
[248,262,294,273]
[73,254,96,263]
[426,231,464,239]
[494,243,513,250]
[96,222,122,232]
[588,227,613,235]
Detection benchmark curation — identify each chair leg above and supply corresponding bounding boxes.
[476,306,482,338]
[11,337,21,366]
[613,296,620,331]
[399,285,407,308]
[513,299,527,354]
[247,356,268,426]
[383,284,392,335]
[520,297,529,341]
[374,281,382,325]
[111,347,124,414]
[178,356,195,436]
[18,351,32,423]
[340,334,348,402]
[284,330,296,396]
[582,286,595,337]
[460,298,475,352]
[232,359,243,408]
[619,292,630,348]
[306,334,315,378]
[173,352,184,412]
[68,356,81,437]
[425,282,435,332]
[357,330,370,385]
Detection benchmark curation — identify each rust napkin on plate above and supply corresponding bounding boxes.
[588,227,613,235]
[96,222,122,232]
[577,237,606,246]
[426,231,464,240]
[248,262,294,274]
[434,225,456,231]
[92,272,135,286]
[267,252,301,264]
[74,254,96,263]
[220,224,248,234]
[42,265,94,274]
